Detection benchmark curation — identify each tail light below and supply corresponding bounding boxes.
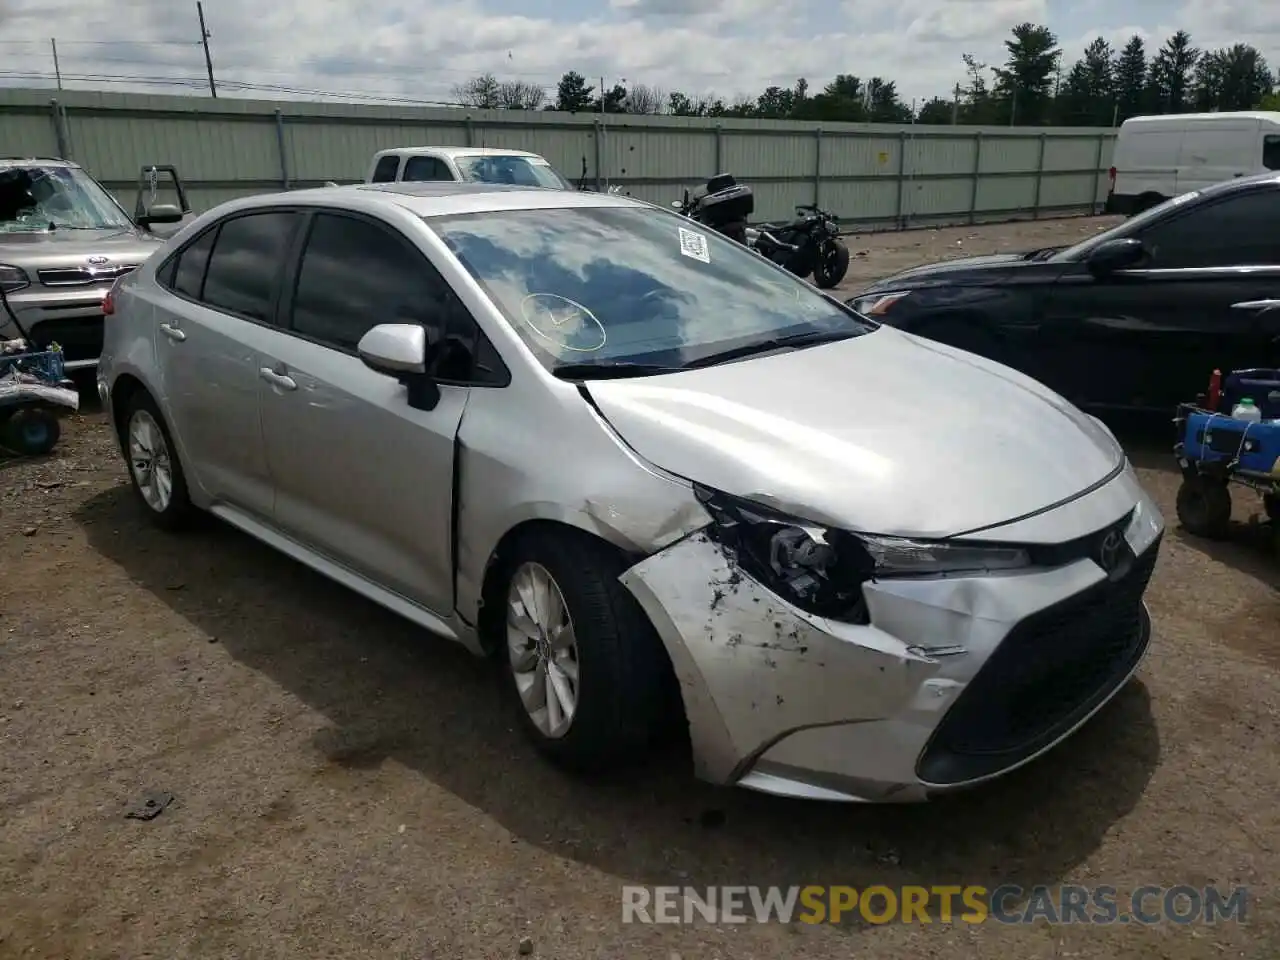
[1107,166,1116,196]
[102,276,123,316]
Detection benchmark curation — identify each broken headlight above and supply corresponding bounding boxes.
[694,485,1032,622]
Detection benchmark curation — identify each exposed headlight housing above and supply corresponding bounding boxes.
[694,485,1032,623]
[849,290,910,317]
[0,264,31,294]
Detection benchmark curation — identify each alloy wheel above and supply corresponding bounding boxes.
[128,409,174,513]
[506,561,580,739]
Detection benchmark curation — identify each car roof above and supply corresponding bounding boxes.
[1121,111,1280,127]
[373,146,545,160]
[204,181,639,220]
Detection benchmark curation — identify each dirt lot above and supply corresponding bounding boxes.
[2,215,1278,959]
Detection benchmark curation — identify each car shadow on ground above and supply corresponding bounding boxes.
[76,486,1160,915]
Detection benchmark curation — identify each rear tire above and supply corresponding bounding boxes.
[1,406,60,456]
[813,239,850,288]
[122,391,195,531]
[1133,192,1165,215]
[1176,477,1232,539]
[497,528,674,772]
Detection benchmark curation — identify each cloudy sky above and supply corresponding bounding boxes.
[0,0,1275,108]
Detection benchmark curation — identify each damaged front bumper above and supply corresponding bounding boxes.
[618,471,1164,803]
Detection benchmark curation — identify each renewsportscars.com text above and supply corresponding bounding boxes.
[621,884,1249,926]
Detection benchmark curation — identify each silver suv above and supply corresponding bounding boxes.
[0,158,187,370]
[96,181,1163,802]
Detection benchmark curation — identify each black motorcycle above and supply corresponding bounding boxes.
[749,204,850,289]
[673,173,754,244]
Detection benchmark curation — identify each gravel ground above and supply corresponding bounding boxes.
[2,215,1278,960]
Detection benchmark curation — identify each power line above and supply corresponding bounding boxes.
[0,69,475,106]
[0,39,200,47]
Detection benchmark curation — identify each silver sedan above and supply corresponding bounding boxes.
[96,182,1164,802]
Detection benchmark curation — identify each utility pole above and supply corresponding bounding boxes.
[951,82,960,124]
[50,38,62,90]
[196,2,217,98]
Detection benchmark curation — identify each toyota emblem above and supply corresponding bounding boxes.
[86,255,109,266]
[1096,530,1124,573]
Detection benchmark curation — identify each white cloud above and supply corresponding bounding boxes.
[0,0,1274,110]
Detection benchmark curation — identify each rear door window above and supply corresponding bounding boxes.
[402,156,454,182]
[371,155,401,183]
[201,211,300,322]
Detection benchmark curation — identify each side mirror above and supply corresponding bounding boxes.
[358,323,427,375]
[1086,237,1146,276]
[358,323,442,410]
[138,203,184,226]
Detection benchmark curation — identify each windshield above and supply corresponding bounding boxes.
[454,155,572,190]
[428,205,875,372]
[1050,190,1201,262]
[0,165,132,233]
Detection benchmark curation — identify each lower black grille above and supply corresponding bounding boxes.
[28,317,104,362]
[917,535,1160,786]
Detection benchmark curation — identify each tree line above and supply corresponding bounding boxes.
[452,25,1279,126]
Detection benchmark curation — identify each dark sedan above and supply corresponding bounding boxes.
[848,172,1280,415]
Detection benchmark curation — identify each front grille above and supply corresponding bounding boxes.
[38,264,137,286]
[917,534,1160,786]
[28,317,104,362]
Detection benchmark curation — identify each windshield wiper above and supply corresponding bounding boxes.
[683,329,858,369]
[551,361,687,380]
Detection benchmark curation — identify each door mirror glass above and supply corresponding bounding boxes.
[139,203,184,225]
[357,323,428,376]
[1087,237,1147,276]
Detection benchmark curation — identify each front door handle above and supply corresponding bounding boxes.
[159,322,186,341]
[1231,299,1280,313]
[259,366,297,391]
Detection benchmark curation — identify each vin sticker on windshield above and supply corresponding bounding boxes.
[678,227,711,263]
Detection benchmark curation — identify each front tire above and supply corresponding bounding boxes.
[123,392,195,531]
[499,529,673,772]
[813,239,850,288]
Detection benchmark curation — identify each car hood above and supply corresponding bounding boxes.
[0,226,163,267]
[861,251,1049,290]
[584,327,1123,539]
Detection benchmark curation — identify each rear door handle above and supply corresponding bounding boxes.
[259,366,297,391]
[1231,300,1280,313]
[159,322,186,341]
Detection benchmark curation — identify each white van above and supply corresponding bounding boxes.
[364,146,575,190]
[1105,111,1280,215]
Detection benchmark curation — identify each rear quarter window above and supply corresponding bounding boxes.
[1264,135,1280,172]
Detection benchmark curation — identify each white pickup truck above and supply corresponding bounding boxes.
[364,146,576,190]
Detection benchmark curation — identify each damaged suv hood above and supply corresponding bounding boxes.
[584,327,1123,539]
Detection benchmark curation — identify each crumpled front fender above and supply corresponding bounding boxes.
[618,531,938,785]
